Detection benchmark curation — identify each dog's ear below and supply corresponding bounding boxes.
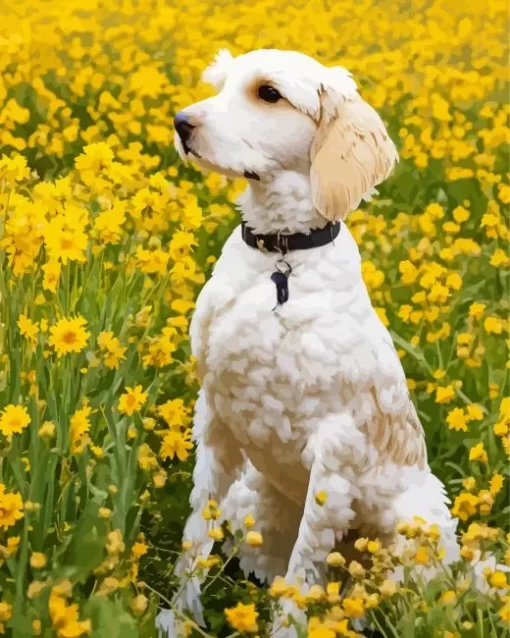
[310,73,398,221]
[202,49,234,90]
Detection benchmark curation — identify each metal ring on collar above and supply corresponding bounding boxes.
[275,258,292,276]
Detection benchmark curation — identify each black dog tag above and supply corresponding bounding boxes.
[271,259,292,308]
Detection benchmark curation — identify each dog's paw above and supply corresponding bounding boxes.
[156,608,186,638]
[270,623,300,638]
[182,575,205,626]
[171,576,206,627]
[270,599,306,638]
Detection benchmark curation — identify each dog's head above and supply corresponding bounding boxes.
[174,49,398,220]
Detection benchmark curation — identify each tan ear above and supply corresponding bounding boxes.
[310,89,398,221]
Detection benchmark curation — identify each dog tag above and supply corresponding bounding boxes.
[271,259,292,307]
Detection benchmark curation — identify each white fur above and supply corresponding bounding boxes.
[159,49,467,637]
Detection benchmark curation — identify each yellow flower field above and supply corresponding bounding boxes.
[0,0,508,636]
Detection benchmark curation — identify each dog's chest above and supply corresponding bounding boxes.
[195,229,384,492]
[202,259,357,473]
[204,286,322,495]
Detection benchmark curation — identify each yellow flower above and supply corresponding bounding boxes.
[379,579,397,597]
[308,619,336,638]
[246,531,263,547]
[0,404,31,440]
[130,594,148,617]
[244,514,256,529]
[44,215,89,265]
[484,316,504,335]
[327,552,346,568]
[202,500,220,521]
[97,331,127,369]
[0,154,30,184]
[466,404,484,421]
[69,406,92,455]
[398,304,412,322]
[354,537,368,552]
[197,556,221,570]
[306,585,325,602]
[414,546,430,565]
[348,561,366,578]
[326,582,340,602]
[367,539,382,553]
[38,421,56,440]
[118,385,148,416]
[2,536,20,558]
[137,444,158,471]
[469,442,488,464]
[268,576,288,598]
[49,590,91,638]
[468,302,486,319]
[141,328,177,368]
[488,571,508,589]
[315,490,328,506]
[490,473,504,496]
[224,602,258,633]
[106,529,125,556]
[446,408,468,432]
[30,552,47,569]
[343,597,365,618]
[440,590,457,605]
[93,202,126,245]
[18,314,39,343]
[451,492,479,521]
[453,206,470,223]
[159,429,193,462]
[399,260,419,284]
[153,469,167,488]
[208,528,224,541]
[0,602,12,622]
[462,477,477,492]
[499,601,510,624]
[75,142,114,173]
[435,385,456,404]
[90,444,104,459]
[158,398,191,428]
[478,490,494,516]
[27,581,46,599]
[169,230,198,261]
[490,248,510,268]
[0,486,24,530]
[131,541,148,560]
[500,397,510,420]
[41,260,61,292]
[142,418,156,431]
[49,316,90,357]
[135,246,170,275]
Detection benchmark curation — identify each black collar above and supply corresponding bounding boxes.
[241,221,341,254]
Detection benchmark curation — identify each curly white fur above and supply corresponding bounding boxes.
[158,49,486,638]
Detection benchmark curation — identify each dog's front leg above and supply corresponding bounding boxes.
[156,389,243,637]
[272,414,361,638]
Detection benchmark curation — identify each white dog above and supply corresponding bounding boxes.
[158,49,462,637]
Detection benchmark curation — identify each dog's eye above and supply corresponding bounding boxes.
[258,85,282,103]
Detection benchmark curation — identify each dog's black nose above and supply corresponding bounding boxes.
[174,112,194,144]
